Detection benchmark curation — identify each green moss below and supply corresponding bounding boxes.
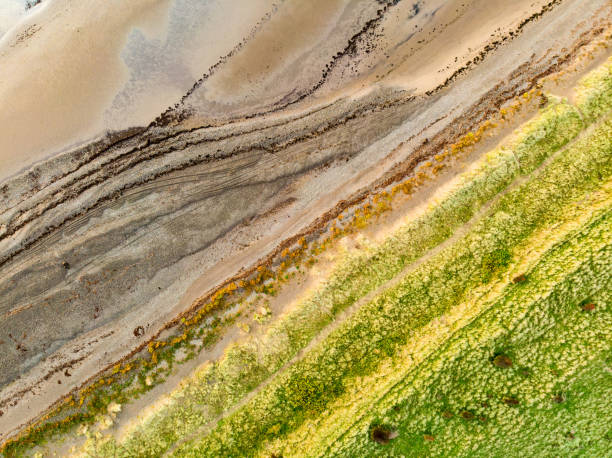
[282,374,343,415]
[325,216,611,457]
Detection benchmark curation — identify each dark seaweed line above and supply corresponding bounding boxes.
[2,0,399,217]
[0,90,412,272]
[0,0,560,236]
[424,0,565,97]
[0,0,404,244]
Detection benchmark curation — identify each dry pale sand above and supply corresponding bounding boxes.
[0,0,610,446]
[0,0,279,182]
[0,0,24,38]
[0,0,172,181]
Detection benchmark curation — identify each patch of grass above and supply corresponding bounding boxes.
[282,374,344,417]
[321,217,610,457]
[481,248,512,282]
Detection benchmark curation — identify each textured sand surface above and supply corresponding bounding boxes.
[0,0,610,446]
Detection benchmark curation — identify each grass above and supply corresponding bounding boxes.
[330,225,611,457]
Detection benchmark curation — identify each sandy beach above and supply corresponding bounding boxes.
[0,0,610,451]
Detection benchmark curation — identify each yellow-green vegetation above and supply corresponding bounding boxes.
[63,56,612,458]
[575,54,612,122]
[164,119,610,458]
[4,55,612,458]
